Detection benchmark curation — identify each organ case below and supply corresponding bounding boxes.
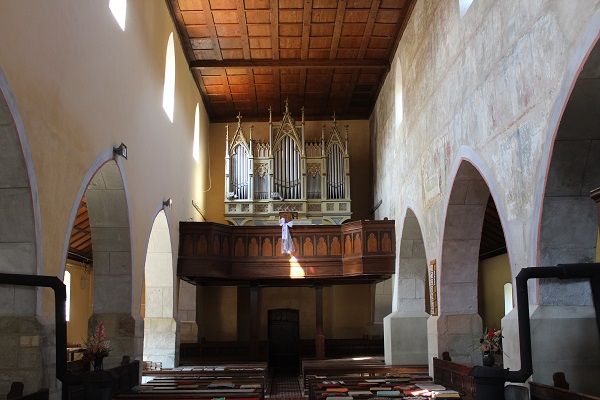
[224,104,352,225]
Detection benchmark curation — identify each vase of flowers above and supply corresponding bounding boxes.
[85,321,111,371]
[479,328,502,367]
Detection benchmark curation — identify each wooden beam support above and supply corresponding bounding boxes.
[200,0,223,61]
[191,59,388,69]
[329,0,347,59]
[358,0,381,59]
[301,0,313,60]
[271,0,279,60]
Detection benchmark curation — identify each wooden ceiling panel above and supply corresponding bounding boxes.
[247,24,271,36]
[215,24,242,36]
[279,23,303,36]
[244,0,269,8]
[279,9,303,23]
[313,0,337,8]
[245,9,271,23]
[178,0,204,10]
[187,25,210,37]
[168,0,415,120]
[182,11,207,24]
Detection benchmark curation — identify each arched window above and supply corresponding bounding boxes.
[459,0,474,17]
[64,270,71,322]
[109,0,127,31]
[395,61,403,128]
[163,32,175,122]
[193,103,200,162]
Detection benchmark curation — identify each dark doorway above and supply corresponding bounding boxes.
[268,309,300,371]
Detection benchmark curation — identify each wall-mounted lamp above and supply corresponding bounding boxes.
[113,143,128,159]
[163,198,173,208]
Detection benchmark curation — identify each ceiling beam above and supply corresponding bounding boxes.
[329,0,347,59]
[190,59,389,69]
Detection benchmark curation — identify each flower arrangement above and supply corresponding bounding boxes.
[85,321,111,358]
[479,328,502,353]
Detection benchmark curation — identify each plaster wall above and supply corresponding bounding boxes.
[65,263,93,346]
[478,253,511,330]
[370,0,600,388]
[0,1,211,394]
[0,0,210,317]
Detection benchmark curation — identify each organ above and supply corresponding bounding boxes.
[224,102,352,225]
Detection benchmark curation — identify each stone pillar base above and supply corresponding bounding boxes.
[143,317,177,368]
[436,313,482,366]
[90,313,141,369]
[503,305,600,396]
[383,311,429,365]
[0,316,44,398]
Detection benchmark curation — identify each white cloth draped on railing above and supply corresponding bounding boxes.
[279,217,294,254]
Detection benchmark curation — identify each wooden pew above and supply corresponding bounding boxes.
[433,357,475,400]
[302,357,426,391]
[530,382,600,400]
[6,382,49,400]
[115,364,266,400]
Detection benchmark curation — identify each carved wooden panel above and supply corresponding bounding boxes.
[248,237,259,256]
[367,232,377,253]
[262,237,273,256]
[178,220,396,281]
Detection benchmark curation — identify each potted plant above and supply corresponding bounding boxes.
[479,328,502,367]
[84,321,111,371]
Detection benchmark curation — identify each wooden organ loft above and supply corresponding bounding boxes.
[225,102,351,226]
[178,106,395,284]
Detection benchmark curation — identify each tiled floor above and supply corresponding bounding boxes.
[269,372,305,400]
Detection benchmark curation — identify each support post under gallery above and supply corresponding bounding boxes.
[315,285,325,359]
[250,285,260,360]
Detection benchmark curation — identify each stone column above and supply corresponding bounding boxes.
[315,286,325,359]
[384,212,429,365]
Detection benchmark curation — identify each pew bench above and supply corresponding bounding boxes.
[530,382,600,400]
[432,357,475,400]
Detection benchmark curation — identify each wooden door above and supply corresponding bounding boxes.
[268,309,300,370]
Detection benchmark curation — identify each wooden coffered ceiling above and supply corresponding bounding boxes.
[167,0,415,121]
[68,196,93,264]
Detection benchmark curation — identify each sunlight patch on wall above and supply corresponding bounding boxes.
[289,256,305,279]
[109,0,127,31]
[193,103,200,162]
[504,282,513,315]
[394,61,403,128]
[64,270,71,322]
[163,32,175,123]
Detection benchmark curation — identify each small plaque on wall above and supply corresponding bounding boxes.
[429,259,438,316]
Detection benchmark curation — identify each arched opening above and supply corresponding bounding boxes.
[536,39,600,394]
[64,196,94,350]
[477,196,511,360]
[65,159,137,369]
[0,71,43,397]
[143,210,176,368]
[384,209,429,364]
[438,160,510,365]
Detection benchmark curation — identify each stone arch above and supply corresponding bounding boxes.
[142,209,176,368]
[532,38,600,393]
[384,208,429,365]
[438,159,511,365]
[0,69,45,397]
[63,157,139,368]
